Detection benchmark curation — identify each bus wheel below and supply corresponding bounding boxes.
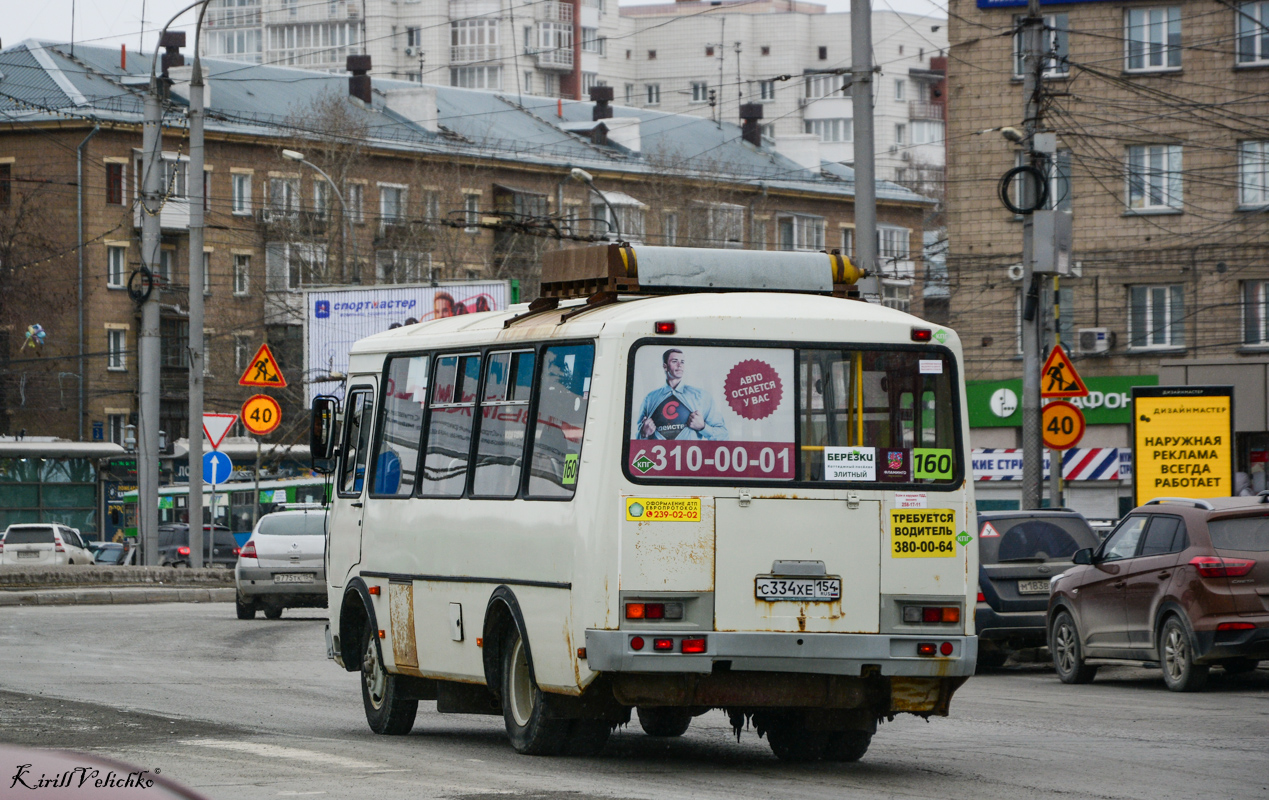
[762,712,825,762]
[637,707,692,737]
[360,622,418,735]
[823,729,872,762]
[500,628,569,755]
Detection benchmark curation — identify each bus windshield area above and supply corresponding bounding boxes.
[626,344,960,486]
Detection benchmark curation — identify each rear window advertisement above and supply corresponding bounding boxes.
[629,345,796,480]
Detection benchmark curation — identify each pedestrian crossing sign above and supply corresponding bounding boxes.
[1040,346,1088,398]
[238,343,288,388]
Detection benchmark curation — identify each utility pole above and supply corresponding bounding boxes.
[1049,275,1064,508]
[1020,0,1045,509]
[187,26,207,567]
[139,72,164,565]
[851,0,877,283]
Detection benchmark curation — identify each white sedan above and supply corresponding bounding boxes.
[234,509,328,620]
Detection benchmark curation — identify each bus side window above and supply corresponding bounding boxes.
[473,350,536,497]
[420,353,481,497]
[527,344,594,498]
[339,389,375,496]
[369,355,429,497]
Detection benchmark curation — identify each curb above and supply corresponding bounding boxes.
[0,587,236,607]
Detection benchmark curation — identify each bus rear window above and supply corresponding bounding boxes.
[625,344,960,486]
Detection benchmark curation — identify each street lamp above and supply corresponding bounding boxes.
[569,168,623,244]
[282,150,359,284]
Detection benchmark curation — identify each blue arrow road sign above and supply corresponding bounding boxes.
[203,451,233,485]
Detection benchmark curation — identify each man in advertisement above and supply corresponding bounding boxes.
[635,349,728,440]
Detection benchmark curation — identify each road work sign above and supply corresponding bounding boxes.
[1040,346,1088,398]
[1132,386,1233,507]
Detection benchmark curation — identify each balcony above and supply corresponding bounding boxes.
[451,44,500,64]
[541,1,573,22]
[133,198,189,232]
[205,7,261,28]
[536,21,573,69]
[908,101,944,121]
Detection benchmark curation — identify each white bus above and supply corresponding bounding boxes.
[312,244,977,762]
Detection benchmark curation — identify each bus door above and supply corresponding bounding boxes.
[329,383,376,587]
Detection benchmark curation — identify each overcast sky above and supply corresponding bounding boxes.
[4,0,946,55]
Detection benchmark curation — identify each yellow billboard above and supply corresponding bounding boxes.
[1132,386,1233,507]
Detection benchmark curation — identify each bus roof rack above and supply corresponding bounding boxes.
[539,244,864,300]
[1144,497,1215,510]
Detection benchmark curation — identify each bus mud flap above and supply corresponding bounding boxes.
[612,672,871,709]
[888,676,968,716]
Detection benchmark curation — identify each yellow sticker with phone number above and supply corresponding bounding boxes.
[890,509,958,558]
[626,497,701,522]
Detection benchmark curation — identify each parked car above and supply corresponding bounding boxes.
[234,509,327,620]
[1048,496,1269,691]
[157,525,239,568]
[975,510,1102,668]
[93,541,137,565]
[0,524,95,566]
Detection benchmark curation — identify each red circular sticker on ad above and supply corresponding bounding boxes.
[724,359,784,420]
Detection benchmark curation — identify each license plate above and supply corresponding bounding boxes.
[274,573,314,584]
[756,577,841,602]
[16,551,39,559]
[1018,579,1050,594]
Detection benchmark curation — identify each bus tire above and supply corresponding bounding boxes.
[761,711,825,762]
[637,706,692,737]
[360,622,418,735]
[500,628,569,755]
[824,730,872,762]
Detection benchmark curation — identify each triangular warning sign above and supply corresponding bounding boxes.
[1040,345,1088,398]
[202,413,238,450]
[238,343,288,388]
[980,522,1000,538]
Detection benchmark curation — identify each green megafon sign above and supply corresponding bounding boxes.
[967,374,1158,428]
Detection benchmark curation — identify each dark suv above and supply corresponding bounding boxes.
[157,525,239,568]
[1048,497,1269,691]
[975,510,1102,668]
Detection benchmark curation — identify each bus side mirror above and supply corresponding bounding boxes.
[1072,548,1093,565]
[311,396,339,474]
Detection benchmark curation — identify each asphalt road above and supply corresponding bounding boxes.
[1,603,1266,800]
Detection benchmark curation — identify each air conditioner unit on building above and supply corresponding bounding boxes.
[404,47,416,56]
[257,208,274,224]
[1078,327,1115,354]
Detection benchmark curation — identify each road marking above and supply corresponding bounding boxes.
[180,740,379,770]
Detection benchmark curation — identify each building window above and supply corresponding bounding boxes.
[894,79,905,101]
[1238,1,1269,65]
[882,281,912,313]
[706,45,715,57]
[1126,7,1182,71]
[752,219,767,250]
[591,195,646,243]
[777,214,825,251]
[158,249,175,285]
[450,66,502,90]
[625,83,635,104]
[451,18,499,60]
[1129,285,1184,349]
[759,80,775,101]
[161,319,190,368]
[523,70,534,94]
[841,227,853,257]
[0,163,10,206]
[376,250,427,284]
[760,123,776,140]
[406,26,421,47]
[805,118,852,143]
[379,184,406,227]
[1242,281,1269,345]
[106,163,125,205]
[265,242,326,291]
[581,27,605,55]
[663,212,678,246]
[107,246,127,289]
[423,192,440,221]
[269,177,299,216]
[648,49,657,60]
[107,414,126,445]
[234,335,252,374]
[234,254,250,296]
[1012,13,1070,77]
[691,82,709,103]
[107,329,127,371]
[1239,141,1269,208]
[346,183,363,222]
[1126,144,1183,211]
[877,226,911,261]
[895,123,907,146]
[646,84,661,105]
[464,194,480,232]
[805,74,848,100]
[582,73,600,93]
[699,203,745,248]
[761,46,770,56]
[203,251,212,296]
[231,173,252,214]
[910,120,944,145]
[313,180,330,219]
[818,46,828,60]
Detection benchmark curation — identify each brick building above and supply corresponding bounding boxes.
[0,39,933,448]
[946,0,1269,514]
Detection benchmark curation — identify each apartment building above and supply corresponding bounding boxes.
[0,39,932,445]
[945,0,1269,514]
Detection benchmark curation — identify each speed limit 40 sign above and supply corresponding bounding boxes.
[241,394,282,436]
[1042,400,1085,450]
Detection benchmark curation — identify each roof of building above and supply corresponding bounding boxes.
[0,39,933,206]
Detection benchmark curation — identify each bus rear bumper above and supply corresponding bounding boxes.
[584,629,977,678]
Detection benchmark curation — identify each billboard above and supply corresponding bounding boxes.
[1132,386,1233,507]
[304,281,509,402]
